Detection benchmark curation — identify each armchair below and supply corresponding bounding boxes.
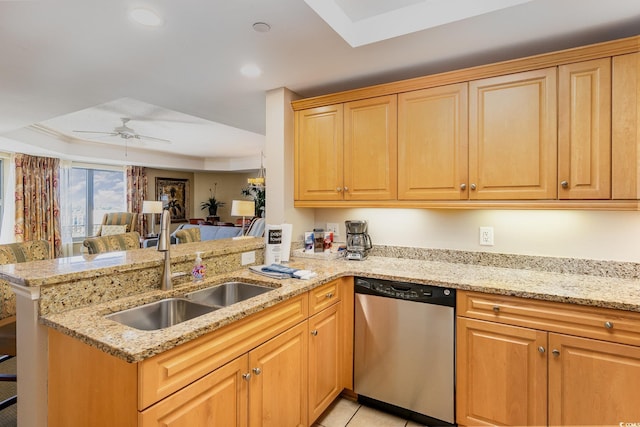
[95,212,138,237]
[83,232,141,254]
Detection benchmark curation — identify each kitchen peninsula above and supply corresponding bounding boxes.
[2,238,640,426]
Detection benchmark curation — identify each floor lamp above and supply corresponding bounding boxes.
[231,200,255,239]
[142,200,164,237]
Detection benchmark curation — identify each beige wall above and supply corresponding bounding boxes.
[192,171,255,222]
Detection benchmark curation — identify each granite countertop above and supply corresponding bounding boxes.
[40,255,640,363]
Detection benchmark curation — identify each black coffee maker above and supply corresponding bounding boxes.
[345,220,372,260]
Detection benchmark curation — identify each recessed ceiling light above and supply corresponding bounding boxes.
[252,22,271,33]
[240,64,262,78]
[129,8,164,27]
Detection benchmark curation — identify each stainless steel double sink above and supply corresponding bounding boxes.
[105,281,275,331]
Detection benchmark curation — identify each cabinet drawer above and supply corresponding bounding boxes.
[139,294,308,410]
[309,279,342,315]
[458,291,640,347]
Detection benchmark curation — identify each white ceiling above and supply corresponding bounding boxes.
[1,0,640,171]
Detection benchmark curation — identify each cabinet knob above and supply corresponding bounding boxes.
[492,305,500,313]
[470,183,477,191]
[242,373,251,381]
[311,330,318,336]
[552,349,560,357]
[325,292,334,299]
[604,321,614,329]
[460,183,467,191]
[344,186,349,192]
[336,187,342,192]
[538,346,545,354]
[561,180,569,189]
[252,367,262,375]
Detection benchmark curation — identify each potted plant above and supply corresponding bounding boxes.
[241,186,265,217]
[200,186,225,216]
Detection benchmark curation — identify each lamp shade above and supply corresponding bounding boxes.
[142,200,163,214]
[231,200,255,217]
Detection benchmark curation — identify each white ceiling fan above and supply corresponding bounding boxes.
[73,117,171,143]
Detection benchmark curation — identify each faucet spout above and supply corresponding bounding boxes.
[157,208,172,290]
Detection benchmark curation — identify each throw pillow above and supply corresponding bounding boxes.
[101,225,127,236]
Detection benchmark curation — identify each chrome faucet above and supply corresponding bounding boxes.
[157,208,172,290]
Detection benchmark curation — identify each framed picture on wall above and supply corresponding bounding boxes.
[155,177,190,223]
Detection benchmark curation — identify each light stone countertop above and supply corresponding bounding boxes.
[40,255,640,363]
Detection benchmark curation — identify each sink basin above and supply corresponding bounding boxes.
[185,281,275,307]
[105,298,218,331]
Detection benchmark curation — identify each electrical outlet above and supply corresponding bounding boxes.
[241,251,256,265]
[479,226,494,246]
[326,223,339,237]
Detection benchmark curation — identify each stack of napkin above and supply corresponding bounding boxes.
[249,264,317,280]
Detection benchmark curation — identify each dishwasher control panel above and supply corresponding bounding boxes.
[355,277,455,307]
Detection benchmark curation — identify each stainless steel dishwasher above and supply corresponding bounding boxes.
[354,277,456,426]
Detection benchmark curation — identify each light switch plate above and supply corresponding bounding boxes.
[326,223,339,237]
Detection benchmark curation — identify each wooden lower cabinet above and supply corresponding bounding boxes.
[308,302,342,423]
[140,355,249,427]
[548,333,640,426]
[48,278,354,427]
[249,321,309,427]
[456,317,547,426]
[457,291,640,426]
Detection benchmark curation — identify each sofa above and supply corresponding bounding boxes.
[142,224,242,247]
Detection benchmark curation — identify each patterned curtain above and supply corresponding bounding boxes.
[14,153,62,257]
[126,166,147,235]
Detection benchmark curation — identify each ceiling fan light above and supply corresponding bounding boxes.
[129,8,164,27]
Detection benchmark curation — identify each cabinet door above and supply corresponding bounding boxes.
[343,95,397,200]
[295,105,344,201]
[558,58,611,199]
[469,68,557,199]
[548,333,640,426]
[248,321,308,427]
[139,355,249,427]
[456,317,547,426]
[612,52,640,199]
[308,303,342,424]
[398,83,468,200]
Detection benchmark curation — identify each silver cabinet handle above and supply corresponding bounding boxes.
[252,367,262,375]
[538,346,545,354]
[325,292,334,299]
[311,330,318,336]
[344,186,349,192]
[561,180,569,189]
[492,305,500,313]
[242,373,251,381]
[470,183,477,190]
[460,183,467,190]
[336,187,342,192]
[605,321,614,329]
[552,349,560,357]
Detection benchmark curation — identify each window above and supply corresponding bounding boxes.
[71,167,126,239]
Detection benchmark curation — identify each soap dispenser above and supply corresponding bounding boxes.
[192,251,205,282]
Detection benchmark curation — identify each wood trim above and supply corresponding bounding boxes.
[294,199,640,210]
[138,295,308,409]
[292,36,640,110]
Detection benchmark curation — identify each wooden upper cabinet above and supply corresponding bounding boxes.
[558,58,612,199]
[398,83,468,200]
[612,52,640,199]
[469,68,557,200]
[343,95,397,200]
[295,104,344,201]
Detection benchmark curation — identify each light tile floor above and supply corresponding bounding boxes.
[313,397,425,427]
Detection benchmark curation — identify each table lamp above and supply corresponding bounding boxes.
[142,200,164,237]
[231,200,255,238]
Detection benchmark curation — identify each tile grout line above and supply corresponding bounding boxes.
[344,403,362,426]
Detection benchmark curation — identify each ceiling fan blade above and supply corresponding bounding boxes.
[135,134,171,143]
[73,130,119,136]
